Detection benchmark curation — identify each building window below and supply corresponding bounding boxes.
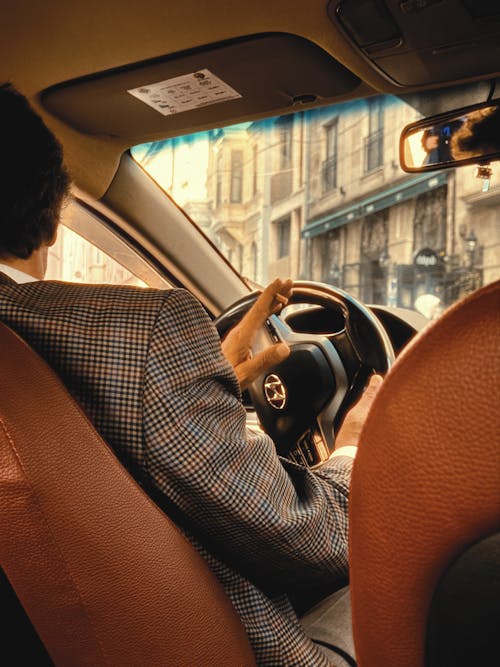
[230,149,243,203]
[413,185,447,251]
[238,244,244,272]
[320,229,341,284]
[361,259,387,304]
[216,151,223,206]
[322,120,338,192]
[253,144,258,195]
[276,217,291,259]
[364,97,384,172]
[360,210,389,303]
[277,116,293,170]
[251,242,258,280]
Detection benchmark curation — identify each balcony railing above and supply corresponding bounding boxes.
[364,129,384,173]
[321,155,337,193]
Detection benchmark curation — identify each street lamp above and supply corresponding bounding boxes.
[464,230,478,268]
[379,249,391,268]
[461,229,481,294]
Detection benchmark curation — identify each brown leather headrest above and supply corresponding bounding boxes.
[349,281,500,667]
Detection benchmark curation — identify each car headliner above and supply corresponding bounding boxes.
[2,0,499,201]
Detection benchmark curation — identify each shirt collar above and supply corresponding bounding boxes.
[0,262,38,284]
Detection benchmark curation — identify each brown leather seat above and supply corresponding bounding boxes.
[0,322,256,666]
[349,280,500,667]
[2,283,498,667]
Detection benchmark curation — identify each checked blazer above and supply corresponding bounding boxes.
[0,272,353,666]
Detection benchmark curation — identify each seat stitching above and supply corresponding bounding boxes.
[0,417,110,666]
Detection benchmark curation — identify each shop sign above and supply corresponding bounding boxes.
[414,247,441,268]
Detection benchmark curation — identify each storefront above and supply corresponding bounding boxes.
[302,172,451,308]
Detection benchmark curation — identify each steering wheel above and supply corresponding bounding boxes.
[215,281,395,467]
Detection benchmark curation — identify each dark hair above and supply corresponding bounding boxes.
[451,105,500,159]
[0,83,70,259]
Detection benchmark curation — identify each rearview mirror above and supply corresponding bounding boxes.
[400,101,500,172]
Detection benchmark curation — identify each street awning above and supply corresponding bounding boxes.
[302,172,448,239]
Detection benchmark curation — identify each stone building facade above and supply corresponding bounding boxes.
[138,95,500,311]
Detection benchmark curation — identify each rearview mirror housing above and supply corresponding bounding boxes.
[400,100,500,172]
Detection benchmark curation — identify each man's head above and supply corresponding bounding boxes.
[0,83,70,262]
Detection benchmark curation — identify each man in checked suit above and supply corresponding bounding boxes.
[0,83,381,666]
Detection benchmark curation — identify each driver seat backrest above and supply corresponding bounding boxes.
[349,280,500,667]
[0,322,256,667]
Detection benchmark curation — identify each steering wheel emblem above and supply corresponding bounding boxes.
[263,374,287,410]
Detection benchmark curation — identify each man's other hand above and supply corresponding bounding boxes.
[334,374,384,451]
[221,278,293,391]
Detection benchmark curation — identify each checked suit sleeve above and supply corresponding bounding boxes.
[142,289,353,592]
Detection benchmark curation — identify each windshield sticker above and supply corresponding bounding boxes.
[127,69,242,116]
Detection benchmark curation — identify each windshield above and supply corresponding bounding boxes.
[132,93,499,319]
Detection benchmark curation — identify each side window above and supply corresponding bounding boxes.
[46,225,147,286]
[45,200,171,289]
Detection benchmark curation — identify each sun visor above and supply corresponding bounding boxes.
[41,33,361,139]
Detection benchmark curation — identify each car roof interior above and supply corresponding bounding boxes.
[2,0,500,202]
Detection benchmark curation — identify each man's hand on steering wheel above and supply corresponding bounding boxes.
[334,374,383,451]
[221,278,293,390]
[217,279,394,465]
